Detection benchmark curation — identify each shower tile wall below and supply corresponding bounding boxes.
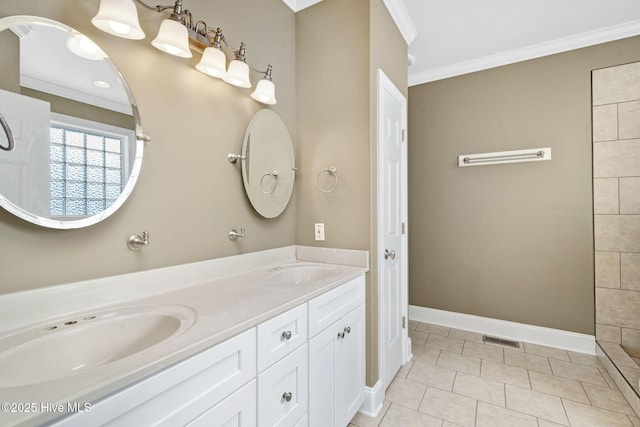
[594,61,640,358]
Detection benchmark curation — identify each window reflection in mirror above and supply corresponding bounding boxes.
[0,16,143,229]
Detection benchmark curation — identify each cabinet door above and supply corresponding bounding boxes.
[308,322,337,427]
[258,344,308,427]
[186,380,256,427]
[336,304,365,427]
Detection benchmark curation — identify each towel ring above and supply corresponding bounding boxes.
[260,170,278,194]
[0,112,15,152]
[316,167,338,193]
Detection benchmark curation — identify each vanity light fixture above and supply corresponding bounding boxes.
[91,0,146,40]
[195,28,226,78]
[251,65,277,105]
[223,42,251,88]
[92,0,277,104]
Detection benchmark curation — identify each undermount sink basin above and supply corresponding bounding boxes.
[0,305,195,388]
[268,263,340,285]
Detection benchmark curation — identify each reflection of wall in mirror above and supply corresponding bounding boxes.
[0,29,19,92]
[0,89,51,217]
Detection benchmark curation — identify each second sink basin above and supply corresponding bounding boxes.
[268,263,340,285]
[0,304,196,388]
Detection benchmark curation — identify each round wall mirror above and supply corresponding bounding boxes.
[0,15,144,229]
[241,109,295,218]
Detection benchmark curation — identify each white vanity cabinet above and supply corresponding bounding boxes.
[308,275,366,427]
[50,328,258,427]
[48,274,365,427]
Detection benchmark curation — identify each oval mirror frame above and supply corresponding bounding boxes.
[0,15,144,229]
[241,110,295,218]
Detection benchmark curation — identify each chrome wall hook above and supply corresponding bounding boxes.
[127,231,150,250]
[229,227,246,241]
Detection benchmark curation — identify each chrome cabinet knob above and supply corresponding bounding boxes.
[281,330,292,340]
[344,326,351,334]
[384,249,396,260]
[337,331,345,339]
[282,392,293,402]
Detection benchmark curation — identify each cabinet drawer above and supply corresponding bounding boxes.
[186,379,256,427]
[55,329,257,427]
[308,275,365,337]
[258,344,308,427]
[257,304,307,372]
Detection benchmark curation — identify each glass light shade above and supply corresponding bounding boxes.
[195,47,226,79]
[251,79,277,105]
[66,32,106,60]
[151,19,192,58]
[91,0,145,40]
[223,60,251,88]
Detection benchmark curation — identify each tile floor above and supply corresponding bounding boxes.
[349,321,640,427]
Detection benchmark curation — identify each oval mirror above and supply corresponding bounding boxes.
[240,110,295,218]
[0,16,144,229]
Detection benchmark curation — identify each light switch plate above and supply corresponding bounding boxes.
[314,223,325,241]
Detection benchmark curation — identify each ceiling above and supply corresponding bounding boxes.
[284,0,640,87]
[14,23,131,114]
[401,0,640,86]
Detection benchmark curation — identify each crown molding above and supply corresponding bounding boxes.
[382,0,417,45]
[281,0,324,13]
[409,19,640,86]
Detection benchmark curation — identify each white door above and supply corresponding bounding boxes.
[377,69,408,390]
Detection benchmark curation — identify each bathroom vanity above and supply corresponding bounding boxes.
[0,246,368,427]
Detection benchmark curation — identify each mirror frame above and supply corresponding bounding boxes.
[0,15,145,229]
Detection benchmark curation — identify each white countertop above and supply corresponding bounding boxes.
[0,245,368,427]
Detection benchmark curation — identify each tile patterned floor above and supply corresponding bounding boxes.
[350,321,640,427]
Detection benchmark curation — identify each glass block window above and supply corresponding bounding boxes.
[50,125,124,216]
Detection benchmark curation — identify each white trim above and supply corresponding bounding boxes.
[382,0,417,45]
[358,380,384,418]
[409,305,596,355]
[409,19,640,86]
[280,0,323,12]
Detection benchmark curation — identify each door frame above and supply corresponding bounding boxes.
[376,68,409,390]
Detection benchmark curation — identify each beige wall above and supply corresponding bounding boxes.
[296,0,406,386]
[409,36,640,335]
[0,0,295,293]
[593,61,640,355]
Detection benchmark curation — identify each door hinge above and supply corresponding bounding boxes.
[401,129,405,142]
[401,222,406,235]
[402,316,406,329]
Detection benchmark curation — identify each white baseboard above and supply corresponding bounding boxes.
[409,305,596,355]
[359,380,384,418]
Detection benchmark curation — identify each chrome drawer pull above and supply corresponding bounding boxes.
[281,330,292,340]
[282,392,293,402]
